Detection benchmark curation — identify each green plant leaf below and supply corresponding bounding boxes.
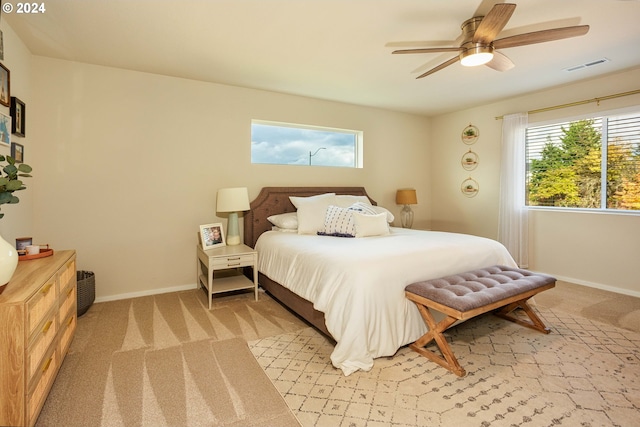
[0,177,8,186]
[3,164,17,176]
[0,192,14,204]
[6,180,23,191]
[17,164,32,173]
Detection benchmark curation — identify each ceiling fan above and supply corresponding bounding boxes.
[392,2,589,78]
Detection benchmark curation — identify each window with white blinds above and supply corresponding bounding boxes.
[525,110,640,211]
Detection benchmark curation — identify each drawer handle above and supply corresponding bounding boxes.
[228,257,241,261]
[67,288,74,297]
[228,263,241,267]
[42,320,53,333]
[41,283,53,295]
[42,357,53,373]
[67,316,75,326]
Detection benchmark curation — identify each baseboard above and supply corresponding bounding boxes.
[95,283,199,303]
[553,274,640,299]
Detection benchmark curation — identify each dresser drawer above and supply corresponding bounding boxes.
[59,285,76,320]
[28,349,59,427]
[27,314,58,383]
[59,312,77,355]
[27,279,58,337]
[212,254,255,269]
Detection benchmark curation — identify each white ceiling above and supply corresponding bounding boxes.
[4,0,640,116]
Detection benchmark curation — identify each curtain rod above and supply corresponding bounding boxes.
[495,89,640,120]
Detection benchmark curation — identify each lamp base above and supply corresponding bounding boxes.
[400,205,414,229]
[226,212,241,245]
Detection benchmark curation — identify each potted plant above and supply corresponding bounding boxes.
[0,154,33,292]
[0,155,33,218]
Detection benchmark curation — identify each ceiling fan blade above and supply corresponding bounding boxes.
[393,47,460,55]
[473,3,516,43]
[493,25,589,49]
[485,51,514,72]
[416,56,460,79]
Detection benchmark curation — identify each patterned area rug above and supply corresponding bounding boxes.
[249,307,640,426]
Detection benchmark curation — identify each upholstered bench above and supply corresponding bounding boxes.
[405,265,556,376]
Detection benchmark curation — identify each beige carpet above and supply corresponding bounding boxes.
[36,289,307,427]
[35,281,640,426]
[249,282,640,427]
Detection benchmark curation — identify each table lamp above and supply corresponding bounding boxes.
[216,187,250,245]
[396,188,417,229]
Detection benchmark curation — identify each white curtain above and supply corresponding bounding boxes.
[498,112,529,268]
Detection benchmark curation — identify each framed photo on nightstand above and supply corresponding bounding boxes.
[199,223,225,249]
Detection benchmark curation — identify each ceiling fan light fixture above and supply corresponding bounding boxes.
[460,44,494,66]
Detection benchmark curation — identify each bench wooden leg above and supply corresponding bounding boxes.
[493,298,551,334]
[410,303,466,377]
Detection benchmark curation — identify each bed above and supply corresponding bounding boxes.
[243,187,517,375]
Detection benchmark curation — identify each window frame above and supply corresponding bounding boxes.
[525,105,640,215]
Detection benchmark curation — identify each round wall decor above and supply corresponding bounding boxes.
[461,150,478,171]
[461,124,479,145]
[461,177,479,197]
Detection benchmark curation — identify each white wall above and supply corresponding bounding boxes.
[430,67,640,296]
[30,57,431,300]
[0,24,33,243]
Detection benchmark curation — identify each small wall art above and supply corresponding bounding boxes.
[461,177,479,198]
[10,97,25,137]
[461,124,478,145]
[0,63,9,107]
[11,142,24,163]
[0,111,10,146]
[461,150,478,171]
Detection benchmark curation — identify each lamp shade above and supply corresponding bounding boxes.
[396,189,417,205]
[216,187,250,213]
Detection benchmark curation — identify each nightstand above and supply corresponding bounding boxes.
[196,244,258,309]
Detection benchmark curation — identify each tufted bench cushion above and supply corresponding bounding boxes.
[405,265,556,314]
[405,265,556,376]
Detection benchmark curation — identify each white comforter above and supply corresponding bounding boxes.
[255,227,517,375]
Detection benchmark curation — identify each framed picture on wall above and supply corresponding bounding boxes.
[0,63,9,107]
[199,223,226,249]
[11,142,24,163]
[10,97,25,137]
[0,111,10,146]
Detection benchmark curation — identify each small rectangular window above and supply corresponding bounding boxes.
[251,120,362,167]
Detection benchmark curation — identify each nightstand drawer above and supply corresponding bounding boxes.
[212,254,255,269]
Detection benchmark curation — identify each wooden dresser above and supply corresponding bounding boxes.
[0,250,77,427]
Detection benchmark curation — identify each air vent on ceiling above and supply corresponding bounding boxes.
[564,58,610,72]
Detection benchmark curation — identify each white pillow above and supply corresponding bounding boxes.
[267,212,298,230]
[371,205,395,223]
[349,202,395,223]
[334,195,372,208]
[353,212,390,237]
[271,226,297,233]
[289,193,337,234]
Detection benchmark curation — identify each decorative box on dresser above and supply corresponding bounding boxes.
[0,250,77,427]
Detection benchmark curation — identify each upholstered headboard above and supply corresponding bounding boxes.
[243,187,376,248]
